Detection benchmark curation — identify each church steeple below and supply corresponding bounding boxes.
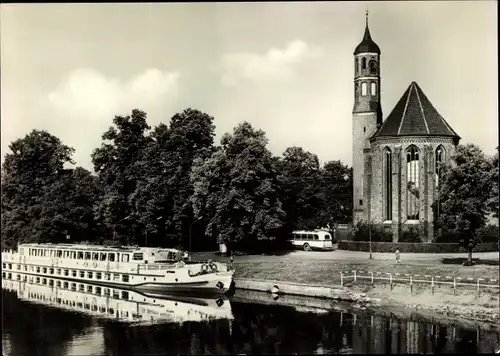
[354,10,381,55]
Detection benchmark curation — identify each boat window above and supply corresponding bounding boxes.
[88,272,93,279]
[121,254,130,263]
[64,269,69,276]
[95,286,102,295]
[49,268,54,274]
[63,282,68,289]
[77,252,84,260]
[72,270,77,277]
[105,273,111,281]
[43,249,47,257]
[132,253,143,261]
[96,273,102,280]
[108,253,115,262]
[43,267,47,274]
[122,275,129,282]
[100,253,106,261]
[71,251,76,259]
[121,291,129,300]
[79,284,84,291]
[57,268,61,275]
[85,252,91,260]
[87,285,93,293]
[80,271,85,278]
[71,283,76,291]
[112,290,119,298]
[92,252,99,261]
[104,288,110,296]
[57,250,63,258]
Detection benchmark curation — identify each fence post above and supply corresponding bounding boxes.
[453,277,456,296]
[476,279,480,297]
[389,273,393,290]
[371,271,374,285]
[340,272,343,287]
[431,276,435,295]
[354,270,357,282]
[410,275,413,293]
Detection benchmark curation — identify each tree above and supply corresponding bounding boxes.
[1,130,100,248]
[92,109,152,244]
[190,122,285,252]
[487,147,499,219]
[278,147,322,231]
[128,109,216,248]
[317,160,353,231]
[435,144,493,265]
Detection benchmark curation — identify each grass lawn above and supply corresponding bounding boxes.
[233,259,500,286]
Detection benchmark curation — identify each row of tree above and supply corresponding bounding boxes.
[1,108,352,251]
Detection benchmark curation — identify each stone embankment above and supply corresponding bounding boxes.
[233,278,500,326]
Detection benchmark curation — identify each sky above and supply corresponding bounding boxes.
[1,2,497,171]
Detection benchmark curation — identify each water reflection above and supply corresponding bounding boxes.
[2,272,499,355]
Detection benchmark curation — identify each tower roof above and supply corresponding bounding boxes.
[353,12,380,55]
[372,81,460,139]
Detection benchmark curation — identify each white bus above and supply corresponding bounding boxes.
[288,230,334,251]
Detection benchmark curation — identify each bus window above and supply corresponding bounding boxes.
[92,252,99,261]
[121,254,130,263]
[307,234,314,240]
[108,253,115,262]
[77,252,84,260]
[324,234,331,240]
[314,234,319,240]
[100,253,106,261]
[85,252,91,260]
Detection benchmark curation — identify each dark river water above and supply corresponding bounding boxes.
[2,276,500,355]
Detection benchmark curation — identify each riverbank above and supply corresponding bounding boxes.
[230,255,499,325]
[233,277,500,326]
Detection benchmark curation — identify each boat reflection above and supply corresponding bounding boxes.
[2,272,233,326]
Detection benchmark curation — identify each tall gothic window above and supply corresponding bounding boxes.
[361,82,367,96]
[384,147,393,220]
[371,82,377,96]
[369,59,377,74]
[361,57,366,69]
[355,58,359,75]
[435,146,445,188]
[406,145,420,220]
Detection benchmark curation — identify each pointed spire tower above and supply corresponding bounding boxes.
[352,11,382,224]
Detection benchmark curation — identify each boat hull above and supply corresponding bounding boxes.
[132,272,234,295]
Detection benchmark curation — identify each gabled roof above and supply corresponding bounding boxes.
[372,82,460,139]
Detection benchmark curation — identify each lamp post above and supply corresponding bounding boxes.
[146,216,162,247]
[113,215,131,241]
[189,217,202,261]
[369,217,376,260]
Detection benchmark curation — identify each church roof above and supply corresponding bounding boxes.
[353,23,380,55]
[372,81,460,139]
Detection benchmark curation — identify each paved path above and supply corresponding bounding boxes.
[192,249,499,263]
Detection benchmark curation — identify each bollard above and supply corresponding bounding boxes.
[389,273,393,290]
[354,270,357,282]
[340,272,343,287]
[453,277,456,296]
[410,275,413,293]
[431,276,435,295]
[477,279,480,297]
[371,271,374,285]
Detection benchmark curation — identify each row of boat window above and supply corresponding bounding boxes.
[24,248,144,262]
[2,263,132,283]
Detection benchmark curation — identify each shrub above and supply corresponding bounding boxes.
[477,224,499,243]
[399,224,421,243]
[352,221,392,242]
[338,241,499,253]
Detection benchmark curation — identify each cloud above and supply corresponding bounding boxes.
[49,68,180,119]
[45,68,181,169]
[220,40,322,86]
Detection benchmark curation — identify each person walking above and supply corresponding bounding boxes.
[395,247,401,264]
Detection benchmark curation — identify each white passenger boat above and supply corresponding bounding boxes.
[1,243,234,295]
[2,272,233,325]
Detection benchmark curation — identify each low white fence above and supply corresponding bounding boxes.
[340,270,499,295]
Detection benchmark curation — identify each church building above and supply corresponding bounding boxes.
[352,15,461,242]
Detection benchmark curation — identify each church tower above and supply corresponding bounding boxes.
[352,12,382,224]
